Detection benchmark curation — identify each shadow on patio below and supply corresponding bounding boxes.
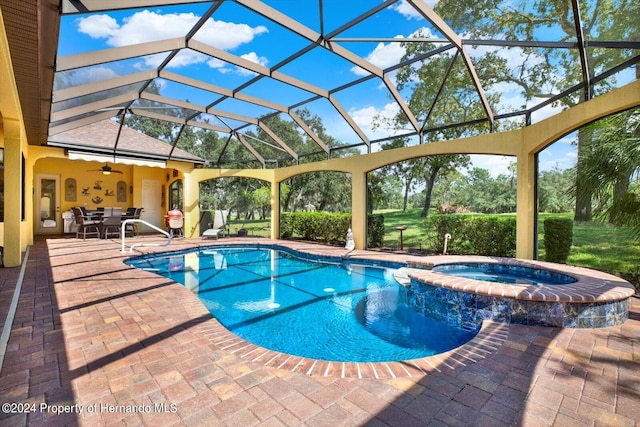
[0,236,638,425]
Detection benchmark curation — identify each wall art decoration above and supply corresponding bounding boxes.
[91,196,104,204]
[65,178,77,202]
[117,181,127,202]
[93,180,102,190]
[82,187,91,197]
[105,189,115,197]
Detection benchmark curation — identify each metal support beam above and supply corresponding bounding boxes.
[258,121,299,161]
[56,38,185,71]
[571,0,591,101]
[406,0,494,126]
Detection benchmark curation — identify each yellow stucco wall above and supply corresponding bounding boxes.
[29,148,176,232]
[1,9,31,266]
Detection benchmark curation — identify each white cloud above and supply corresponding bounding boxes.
[76,15,119,38]
[207,57,227,69]
[350,27,434,77]
[76,10,268,69]
[467,155,515,177]
[349,102,402,139]
[529,100,564,123]
[235,52,269,76]
[350,38,407,76]
[74,66,119,84]
[392,0,439,20]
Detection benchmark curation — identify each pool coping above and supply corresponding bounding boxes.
[198,316,509,379]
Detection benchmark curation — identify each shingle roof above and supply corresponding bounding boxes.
[48,119,204,164]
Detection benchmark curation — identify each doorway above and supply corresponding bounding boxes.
[35,173,61,234]
[140,179,162,231]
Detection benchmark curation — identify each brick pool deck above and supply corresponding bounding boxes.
[0,235,638,426]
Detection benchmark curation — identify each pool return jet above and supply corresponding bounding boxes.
[443,233,452,255]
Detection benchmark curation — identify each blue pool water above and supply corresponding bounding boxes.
[432,262,577,286]
[126,246,479,362]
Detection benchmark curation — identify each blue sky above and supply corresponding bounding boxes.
[56,0,591,176]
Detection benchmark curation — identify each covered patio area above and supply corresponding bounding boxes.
[1,236,638,425]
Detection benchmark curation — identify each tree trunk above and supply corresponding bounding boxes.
[403,175,413,212]
[574,128,592,222]
[366,186,374,214]
[610,174,631,224]
[420,167,440,217]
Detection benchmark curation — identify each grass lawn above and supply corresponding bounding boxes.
[227,217,271,238]
[226,209,640,276]
[538,213,639,274]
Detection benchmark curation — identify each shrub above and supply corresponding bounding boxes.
[620,265,640,295]
[470,217,517,257]
[543,217,573,263]
[424,214,516,257]
[280,213,293,238]
[279,212,384,247]
[367,214,385,248]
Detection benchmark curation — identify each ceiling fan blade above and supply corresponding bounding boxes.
[86,163,124,174]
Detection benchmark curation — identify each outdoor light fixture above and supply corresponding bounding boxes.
[87,163,123,175]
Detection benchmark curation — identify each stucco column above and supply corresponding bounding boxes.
[3,118,23,267]
[182,172,200,238]
[515,151,536,259]
[351,171,367,250]
[270,180,280,239]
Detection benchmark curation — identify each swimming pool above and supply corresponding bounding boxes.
[126,246,479,362]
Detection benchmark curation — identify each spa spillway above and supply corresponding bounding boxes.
[399,256,636,329]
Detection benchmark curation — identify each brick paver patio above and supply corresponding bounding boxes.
[0,236,638,426]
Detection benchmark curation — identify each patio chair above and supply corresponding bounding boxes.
[202,210,229,239]
[123,207,142,236]
[72,207,101,239]
[102,207,122,239]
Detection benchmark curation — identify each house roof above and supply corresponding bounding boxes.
[48,119,205,164]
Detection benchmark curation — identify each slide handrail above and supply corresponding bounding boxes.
[121,219,172,253]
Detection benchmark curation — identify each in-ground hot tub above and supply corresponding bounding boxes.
[432,262,578,286]
[400,256,636,329]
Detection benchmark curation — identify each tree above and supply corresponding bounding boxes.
[254,110,355,213]
[538,167,575,213]
[376,138,425,211]
[435,0,640,221]
[124,81,177,141]
[571,107,640,227]
[387,27,519,216]
[455,167,516,213]
[253,186,271,220]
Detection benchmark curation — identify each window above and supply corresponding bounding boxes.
[169,179,183,211]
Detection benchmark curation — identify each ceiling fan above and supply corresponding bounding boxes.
[88,163,123,175]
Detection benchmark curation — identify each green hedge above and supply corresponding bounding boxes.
[424,214,516,257]
[279,212,384,247]
[367,214,385,248]
[543,217,573,263]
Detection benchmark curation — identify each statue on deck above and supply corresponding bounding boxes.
[345,228,355,257]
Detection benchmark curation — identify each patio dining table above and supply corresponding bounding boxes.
[86,208,127,238]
